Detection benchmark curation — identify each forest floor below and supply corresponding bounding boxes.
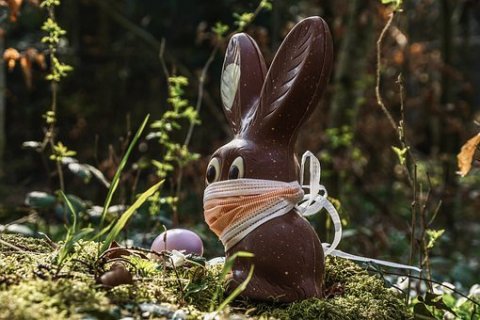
[0,234,412,320]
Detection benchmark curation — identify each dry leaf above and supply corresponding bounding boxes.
[3,47,20,71]
[457,133,480,177]
[34,52,47,70]
[19,55,32,89]
[24,48,47,70]
[7,0,23,22]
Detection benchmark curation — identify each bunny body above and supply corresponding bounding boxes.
[204,17,333,302]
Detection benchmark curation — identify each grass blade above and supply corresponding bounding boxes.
[57,192,93,268]
[56,228,94,266]
[99,180,164,254]
[219,251,254,280]
[99,114,150,227]
[209,251,254,312]
[216,265,254,312]
[59,192,77,233]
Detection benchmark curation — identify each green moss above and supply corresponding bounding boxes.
[0,234,53,286]
[254,258,412,320]
[0,278,112,320]
[0,233,54,254]
[0,235,412,319]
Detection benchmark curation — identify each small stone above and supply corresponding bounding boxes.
[171,309,187,320]
[139,303,175,318]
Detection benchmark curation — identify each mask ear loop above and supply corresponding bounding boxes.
[297,151,342,256]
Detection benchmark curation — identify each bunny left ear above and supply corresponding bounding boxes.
[250,17,333,143]
[221,33,267,135]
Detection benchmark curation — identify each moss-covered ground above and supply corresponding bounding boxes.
[0,234,412,319]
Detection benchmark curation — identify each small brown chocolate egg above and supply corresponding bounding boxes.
[151,228,204,256]
[99,263,133,288]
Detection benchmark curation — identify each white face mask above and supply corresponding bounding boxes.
[204,151,342,254]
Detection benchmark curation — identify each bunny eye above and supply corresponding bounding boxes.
[206,158,220,185]
[228,156,244,180]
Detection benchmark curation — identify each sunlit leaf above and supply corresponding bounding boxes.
[392,146,409,166]
[426,229,444,249]
[380,0,403,10]
[457,133,480,177]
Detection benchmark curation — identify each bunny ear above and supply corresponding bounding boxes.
[221,33,267,135]
[252,17,333,142]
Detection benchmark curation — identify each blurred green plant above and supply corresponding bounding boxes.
[380,0,403,11]
[411,286,480,319]
[149,76,200,180]
[38,0,73,191]
[148,76,200,225]
[55,192,93,272]
[375,0,446,303]
[151,0,272,226]
[49,142,76,162]
[212,22,229,38]
[319,125,365,168]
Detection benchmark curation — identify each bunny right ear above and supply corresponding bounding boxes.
[221,33,267,135]
[251,17,333,143]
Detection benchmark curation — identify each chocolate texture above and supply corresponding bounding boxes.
[205,16,333,302]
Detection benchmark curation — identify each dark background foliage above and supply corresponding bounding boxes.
[0,0,479,288]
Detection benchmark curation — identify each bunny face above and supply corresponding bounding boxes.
[204,16,333,302]
[206,139,297,184]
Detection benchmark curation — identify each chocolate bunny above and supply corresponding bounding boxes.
[204,17,333,302]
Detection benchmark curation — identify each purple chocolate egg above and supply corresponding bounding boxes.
[151,228,204,256]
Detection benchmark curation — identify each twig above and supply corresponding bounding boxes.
[38,5,64,192]
[159,38,170,81]
[184,46,219,147]
[0,238,29,253]
[375,12,398,131]
[169,255,185,298]
[93,0,160,50]
[397,75,414,186]
[369,267,480,308]
[420,173,434,290]
[375,8,424,302]
[407,163,417,303]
